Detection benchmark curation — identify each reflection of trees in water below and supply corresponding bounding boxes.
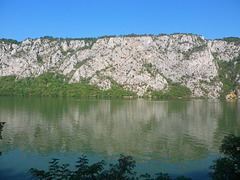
[0,122,6,156]
[213,100,240,145]
[0,97,240,162]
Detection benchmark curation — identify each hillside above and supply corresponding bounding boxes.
[0,34,240,98]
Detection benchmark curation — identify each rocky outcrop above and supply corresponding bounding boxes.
[1,34,240,98]
[226,91,237,100]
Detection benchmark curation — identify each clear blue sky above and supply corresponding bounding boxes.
[1,0,240,41]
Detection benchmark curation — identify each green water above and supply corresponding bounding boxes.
[0,97,240,179]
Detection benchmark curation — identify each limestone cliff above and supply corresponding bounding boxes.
[1,34,240,98]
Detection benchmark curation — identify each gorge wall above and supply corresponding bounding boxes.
[0,34,240,98]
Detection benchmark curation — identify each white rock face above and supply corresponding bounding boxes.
[1,34,240,98]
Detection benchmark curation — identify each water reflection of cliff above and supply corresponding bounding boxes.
[0,97,239,163]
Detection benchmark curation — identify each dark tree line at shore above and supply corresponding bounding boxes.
[0,72,192,98]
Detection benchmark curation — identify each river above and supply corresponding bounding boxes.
[0,97,239,179]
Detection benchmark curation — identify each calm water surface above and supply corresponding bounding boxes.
[0,97,240,179]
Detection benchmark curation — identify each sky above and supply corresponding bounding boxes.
[0,0,240,41]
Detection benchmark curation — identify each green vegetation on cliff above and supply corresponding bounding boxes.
[0,38,21,45]
[217,55,240,98]
[0,72,136,98]
[151,83,192,98]
[217,37,240,46]
[0,73,193,98]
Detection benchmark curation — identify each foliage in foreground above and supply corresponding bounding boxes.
[28,134,240,180]
[28,154,191,180]
[0,122,5,156]
[209,134,240,180]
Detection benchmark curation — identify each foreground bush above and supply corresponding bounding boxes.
[28,154,191,180]
[209,134,240,180]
